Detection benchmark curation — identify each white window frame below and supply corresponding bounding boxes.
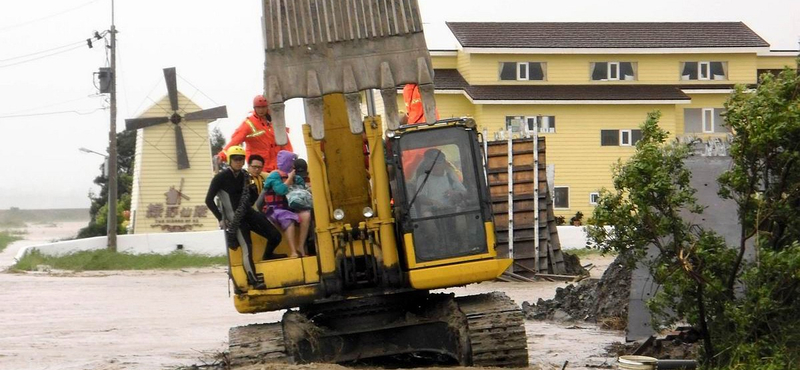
[620,129,632,146]
[554,186,570,209]
[526,115,556,133]
[702,108,715,133]
[517,62,528,81]
[589,192,600,205]
[699,62,711,81]
[608,62,620,81]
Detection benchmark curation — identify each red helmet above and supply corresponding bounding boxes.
[253,95,269,108]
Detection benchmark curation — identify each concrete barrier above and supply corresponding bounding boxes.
[14,230,226,262]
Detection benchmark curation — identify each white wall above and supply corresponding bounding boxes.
[556,226,591,250]
[15,226,596,262]
[14,230,226,262]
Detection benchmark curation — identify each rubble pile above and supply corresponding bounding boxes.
[522,254,631,328]
[607,328,701,360]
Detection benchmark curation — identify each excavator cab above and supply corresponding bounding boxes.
[387,119,495,267]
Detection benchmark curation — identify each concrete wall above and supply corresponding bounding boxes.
[14,230,226,262]
[15,226,591,263]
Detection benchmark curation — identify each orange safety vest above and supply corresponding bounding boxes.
[403,84,439,124]
[221,112,293,171]
[264,171,290,209]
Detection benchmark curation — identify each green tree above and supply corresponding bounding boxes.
[588,68,800,368]
[210,126,226,157]
[78,130,136,238]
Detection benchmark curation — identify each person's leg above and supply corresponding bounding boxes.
[236,220,264,288]
[285,223,301,257]
[244,209,283,260]
[297,210,312,256]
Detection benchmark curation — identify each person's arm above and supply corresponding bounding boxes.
[205,173,224,221]
[264,171,291,195]
[218,122,249,160]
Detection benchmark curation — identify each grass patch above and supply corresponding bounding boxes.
[0,231,22,253]
[13,249,228,271]
[564,247,616,258]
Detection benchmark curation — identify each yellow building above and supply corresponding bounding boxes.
[420,22,797,219]
[129,93,219,234]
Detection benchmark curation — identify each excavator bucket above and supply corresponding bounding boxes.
[261,0,436,144]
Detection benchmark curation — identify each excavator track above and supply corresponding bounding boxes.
[457,292,530,367]
[226,292,528,367]
[227,322,288,366]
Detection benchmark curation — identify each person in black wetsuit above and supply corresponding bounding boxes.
[205,146,283,290]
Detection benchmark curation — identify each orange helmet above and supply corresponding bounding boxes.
[253,95,269,108]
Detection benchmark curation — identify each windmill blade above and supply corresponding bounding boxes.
[125,116,170,130]
[174,124,190,170]
[184,106,228,121]
[163,67,179,112]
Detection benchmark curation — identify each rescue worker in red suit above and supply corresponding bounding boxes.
[218,95,293,172]
[401,84,439,180]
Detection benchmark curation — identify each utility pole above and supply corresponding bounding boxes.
[106,0,118,252]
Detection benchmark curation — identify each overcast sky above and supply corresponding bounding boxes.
[0,0,798,210]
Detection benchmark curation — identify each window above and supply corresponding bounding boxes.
[528,115,556,133]
[601,130,619,146]
[609,62,619,80]
[699,62,710,80]
[601,129,642,146]
[518,63,528,80]
[554,186,570,209]
[702,108,714,133]
[681,61,727,80]
[591,62,636,81]
[684,108,726,133]
[589,192,600,205]
[505,116,525,132]
[499,62,546,81]
[620,130,632,146]
[506,115,557,133]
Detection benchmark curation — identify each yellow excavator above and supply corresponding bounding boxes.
[222,1,528,366]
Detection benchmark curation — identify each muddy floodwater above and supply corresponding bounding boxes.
[0,223,622,370]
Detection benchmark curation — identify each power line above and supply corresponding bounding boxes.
[0,0,102,33]
[0,43,87,69]
[0,39,87,63]
[1,95,98,115]
[0,107,107,119]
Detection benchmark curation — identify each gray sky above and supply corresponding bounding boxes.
[1,0,798,210]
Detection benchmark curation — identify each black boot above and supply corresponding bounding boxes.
[262,241,287,260]
[248,273,267,290]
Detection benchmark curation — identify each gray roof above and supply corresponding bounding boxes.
[446,22,770,49]
[433,69,694,101]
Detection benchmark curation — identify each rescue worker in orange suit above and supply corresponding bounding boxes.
[218,95,293,172]
[401,84,440,180]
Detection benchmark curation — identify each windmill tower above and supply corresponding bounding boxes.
[126,67,227,234]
